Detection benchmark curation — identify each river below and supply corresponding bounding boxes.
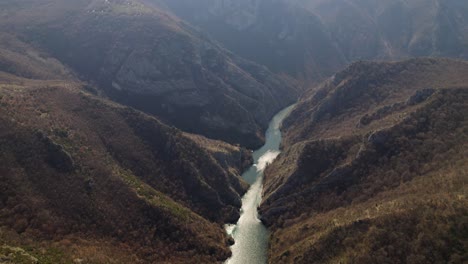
[225,105,295,264]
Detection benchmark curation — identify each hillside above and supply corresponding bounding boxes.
[0,0,299,149]
[161,0,468,83]
[260,58,468,263]
[0,62,252,262]
[283,58,468,145]
[0,33,73,81]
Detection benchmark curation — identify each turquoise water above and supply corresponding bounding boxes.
[226,105,295,264]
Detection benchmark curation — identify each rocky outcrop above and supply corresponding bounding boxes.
[34,131,75,173]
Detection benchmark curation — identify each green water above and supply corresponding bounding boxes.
[226,105,295,264]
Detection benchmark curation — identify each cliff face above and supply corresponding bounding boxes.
[260,58,468,263]
[161,0,468,83]
[1,0,299,149]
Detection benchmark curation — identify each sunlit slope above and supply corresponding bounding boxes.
[260,58,468,263]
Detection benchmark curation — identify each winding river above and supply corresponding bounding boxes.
[226,105,295,264]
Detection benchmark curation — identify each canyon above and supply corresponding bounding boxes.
[0,0,467,263]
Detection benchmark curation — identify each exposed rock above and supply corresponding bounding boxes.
[36,133,75,173]
[367,130,389,147]
[407,88,435,105]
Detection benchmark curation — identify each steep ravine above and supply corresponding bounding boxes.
[225,105,295,264]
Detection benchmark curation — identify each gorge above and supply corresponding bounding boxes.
[0,1,467,263]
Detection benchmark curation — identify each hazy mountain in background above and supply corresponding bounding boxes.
[161,0,468,83]
[159,0,346,82]
[298,0,468,59]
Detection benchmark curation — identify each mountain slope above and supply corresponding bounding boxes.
[0,0,299,149]
[0,59,252,262]
[259,58,468,263]
[0,33,72,81]
[283,58,468,145]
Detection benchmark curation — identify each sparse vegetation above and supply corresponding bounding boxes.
[262,58,468,263]
[0,70,247,262]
